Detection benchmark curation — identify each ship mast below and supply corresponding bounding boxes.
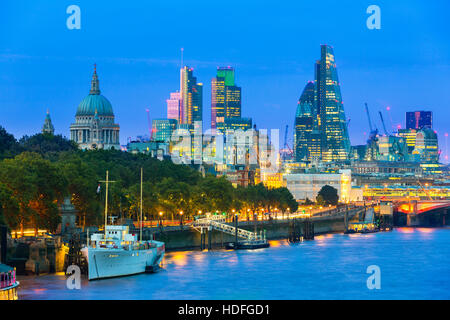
[140,167,143,242]
[99,171,115,240]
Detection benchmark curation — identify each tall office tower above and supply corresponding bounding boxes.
[315,45,351,162]
[294,82,316,161]
[406,111,432,130]
[166,91,182,122]
[211,67,241,130]
[180,66,203,125]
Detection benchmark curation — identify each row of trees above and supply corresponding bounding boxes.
[0,128,298,232]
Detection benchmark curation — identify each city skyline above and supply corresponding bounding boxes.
[1,1,449,163]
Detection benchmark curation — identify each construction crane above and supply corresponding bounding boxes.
[365,103,378,139]
[281,125,293,160]
[365,103,374,133]
[378,111,389,136]
[145,108,153,140]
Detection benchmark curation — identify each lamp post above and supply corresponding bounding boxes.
[159,211,163,227]
[179,211,183,226]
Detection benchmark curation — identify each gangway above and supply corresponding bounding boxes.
[191,214,264,241]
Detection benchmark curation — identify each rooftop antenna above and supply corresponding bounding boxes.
[180,47,184,68]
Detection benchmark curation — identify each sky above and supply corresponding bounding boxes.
[0,0,449,162]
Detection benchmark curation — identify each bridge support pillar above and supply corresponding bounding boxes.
[208,226,212,250]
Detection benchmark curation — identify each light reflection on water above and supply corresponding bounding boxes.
[17,228,450,300]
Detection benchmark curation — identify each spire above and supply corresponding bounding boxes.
[90,63,101,95]
[42,109,55,135]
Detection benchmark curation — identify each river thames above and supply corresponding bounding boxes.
[18,227,450,300]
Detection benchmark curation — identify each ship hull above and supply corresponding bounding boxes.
[83,243,164,280]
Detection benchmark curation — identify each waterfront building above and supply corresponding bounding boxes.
[315,45,351,162]
[42,110,54,135]
[166,91,182,122]
[70,65,120,150]
[283,169,351,202]
[406,111,432,130]
[211,67,242,130]
[152,118,177,143]
[180,66,203,125]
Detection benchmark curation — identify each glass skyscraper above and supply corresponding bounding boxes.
[315,45,351,162]
[294,45,351,163]
[211,67,242,130]
[180,66,203,125]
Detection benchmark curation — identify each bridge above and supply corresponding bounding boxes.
[394,200,450,226]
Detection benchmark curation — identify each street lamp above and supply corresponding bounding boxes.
[159,211,163,226]
[179,210,183,226]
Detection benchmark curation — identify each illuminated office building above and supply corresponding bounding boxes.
[315,45,351,162]
[166,91,182,122]
[413,128,439,163]
[397,128,418,153]
[152,118,177,143]
[294,81,320,162]
[180,66,203,125]
[211,67,244,131]
[406,111,432,130]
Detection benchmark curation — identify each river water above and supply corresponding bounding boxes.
[17,227,450,300]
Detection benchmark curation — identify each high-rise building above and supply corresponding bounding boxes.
[211,67,242,130]
[294,81,321,162]
[315,45,351,162]
[70,65,120,150]
[166,91,182,122]
[406,111,432,130]
[180,66,203,125]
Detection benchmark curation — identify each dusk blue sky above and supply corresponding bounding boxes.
[1,1,449,162]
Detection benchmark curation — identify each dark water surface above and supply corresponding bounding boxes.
[18,228,450,300]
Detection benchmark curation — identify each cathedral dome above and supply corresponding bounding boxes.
[76,64,114,116]
[76,94,114,116]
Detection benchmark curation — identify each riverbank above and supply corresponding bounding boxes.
[152,213,353,251]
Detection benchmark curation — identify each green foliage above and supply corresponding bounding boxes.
[316,185,339,206]
[0,152,67,232]
[0,129,300,230]
[0,126,21,160]
[19,133,78,157]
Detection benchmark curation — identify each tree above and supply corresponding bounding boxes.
[0,183,20,228]
[0,152,68,233]
[0,126,21,160]
[19,133,77,157]
[316,185,339,206]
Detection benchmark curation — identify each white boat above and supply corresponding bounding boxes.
[81,169,165,280]
[81,225,164,280]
